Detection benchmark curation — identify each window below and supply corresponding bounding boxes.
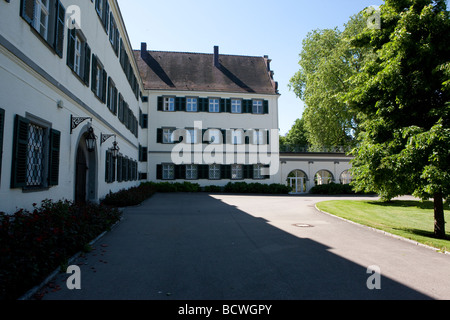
[252,100,263,114]
[186,98,198,112]
[95,0,109,31]
[109,13,119,56]
[209,98,220,113]
[20,0,66,57]
[231,129,243,145]
[205,129,222,145]
[67,28,91,85]
[186,128,197,144]
[315,170,334,185]
[231,164,243,180]
[34,0,49,40]
[91,55,107,103]
[11,115,60,189]
[163,128,174,144]
[107,77,118,114]
[231,99,242,114]
[253,130,265,145]
[105,150,116,183]
[186,165,198,180]
[26,123,45,187]
[164,97,175,111]
[340,170,352,184]
[253,164,264,180]
[209,164,221,180]
[163,164,175,180]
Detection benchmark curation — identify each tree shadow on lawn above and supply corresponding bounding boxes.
[393,228,450,242]
[367,200,449,211]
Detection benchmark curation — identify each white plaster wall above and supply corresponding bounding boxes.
[0,0,143,213]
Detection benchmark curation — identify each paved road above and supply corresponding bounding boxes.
[39,193,450,300]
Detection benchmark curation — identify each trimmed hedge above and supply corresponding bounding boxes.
[0,200,122,300]
[309,183,373,195]
[101,183,157,207]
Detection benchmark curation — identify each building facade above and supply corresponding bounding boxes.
[0,0,353,214]
[136,44,281,187]
[0,0,144,213]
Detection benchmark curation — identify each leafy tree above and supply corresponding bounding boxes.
[280,118,309,151]
[346,0,450,238]
[289,12,371,149]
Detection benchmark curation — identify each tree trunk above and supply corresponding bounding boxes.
[434,192,446,239]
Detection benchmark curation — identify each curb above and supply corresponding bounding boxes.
[314,204,450,256]
[18,216,124,300]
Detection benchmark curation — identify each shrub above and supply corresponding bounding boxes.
[101,184,156,207]
[309,183,356,195]
[0,200,122,300]
[223,182,290,194]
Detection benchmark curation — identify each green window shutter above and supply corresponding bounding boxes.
[102,0,110,31]
[67,28,76,70]
[156,165,162,180]
[20,0,35,25]
[220,99,226,113]
[11,115,29,188]
[175,165,186,180]
[221,165,231,180]
[157,97,163,111]
[198,165,208,180]
[48,129,61,186]
[54,1,65,58]
[243,165,253,179]
[0,108,4,182]
[117,156,122,182]
[175,97,185,111]
[83,43,91,86]
[225,99,231,113]
[102,69,107,103]
[157,128,163,143]
[105,150,111,183]
[91,55,97,94]
[263,100,269,114]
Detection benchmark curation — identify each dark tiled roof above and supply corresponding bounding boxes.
[134,47,279,95]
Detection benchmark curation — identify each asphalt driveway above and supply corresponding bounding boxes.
[38,193,450,300]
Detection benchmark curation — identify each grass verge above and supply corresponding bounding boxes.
[316,200,450,252]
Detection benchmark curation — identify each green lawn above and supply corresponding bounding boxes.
[316,200,450,252]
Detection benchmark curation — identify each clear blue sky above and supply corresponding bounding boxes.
[117,0,384,135]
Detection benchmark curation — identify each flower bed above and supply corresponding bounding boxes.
[0,200,122,300]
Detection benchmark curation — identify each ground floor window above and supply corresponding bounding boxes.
[186,164,198,180]
[11,114,60,189]
[315,170,334,185]
[340,170,352,184]
[231,164,243,180]
[209,164,221,180]
[163,164,175,180]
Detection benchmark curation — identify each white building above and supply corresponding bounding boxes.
[0,0,353,214]
[135,44,281,187]
[0,0,143,213]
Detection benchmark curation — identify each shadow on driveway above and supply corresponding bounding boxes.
[39,193,431,300]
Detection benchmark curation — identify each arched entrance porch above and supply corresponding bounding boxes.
[74,128,98,203]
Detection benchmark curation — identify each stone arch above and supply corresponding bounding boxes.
[74,125,98,203]
[314,169,334,185]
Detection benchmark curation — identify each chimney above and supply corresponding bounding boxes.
[141,42,147,57]
[214,46,220,68]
